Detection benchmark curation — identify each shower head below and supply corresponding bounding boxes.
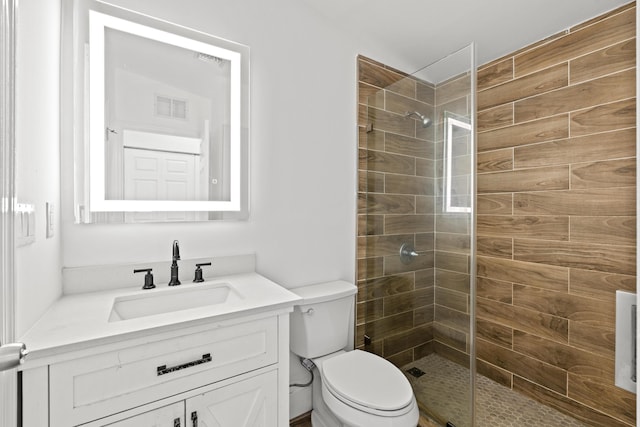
[405,111,432,128]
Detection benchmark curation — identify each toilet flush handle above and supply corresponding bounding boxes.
[303,307,315,315]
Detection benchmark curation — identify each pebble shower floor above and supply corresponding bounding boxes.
[404,354,587,427]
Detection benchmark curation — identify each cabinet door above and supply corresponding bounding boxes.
[185,370,277,427]
[105,401,184,427]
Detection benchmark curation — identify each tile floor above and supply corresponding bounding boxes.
[405,354,587,427]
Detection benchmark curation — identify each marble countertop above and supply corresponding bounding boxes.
[19,272,301,365]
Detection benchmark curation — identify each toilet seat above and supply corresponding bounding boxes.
[320,350,414,416]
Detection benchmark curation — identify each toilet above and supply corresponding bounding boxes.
[290,281,419,427]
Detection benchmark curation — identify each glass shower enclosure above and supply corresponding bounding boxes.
[357,44,476,426]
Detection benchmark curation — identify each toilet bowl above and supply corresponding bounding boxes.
[314,350,418,427]
[289,281,419,427]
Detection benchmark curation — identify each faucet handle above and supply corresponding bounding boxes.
[193,262,212,283]
[134,268,155,290]
[172,240,181,261]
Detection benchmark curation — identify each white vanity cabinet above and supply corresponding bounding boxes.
[21,310,291,427]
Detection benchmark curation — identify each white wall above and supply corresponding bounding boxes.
[60,0,411,288]
[15,0,413,417]
[15,0,63,337]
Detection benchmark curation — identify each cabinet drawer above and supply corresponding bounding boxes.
[50,317,278,427]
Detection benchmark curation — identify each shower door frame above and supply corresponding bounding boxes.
[636,4,639,415]
[468,43,478,427]
[357,43,477,426]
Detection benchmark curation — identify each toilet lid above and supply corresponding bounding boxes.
[321,350,413,412]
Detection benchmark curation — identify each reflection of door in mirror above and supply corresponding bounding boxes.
[120,130,207,222]
[123,148,196,222]
[104,26,231,205]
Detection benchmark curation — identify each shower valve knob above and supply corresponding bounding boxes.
[399,243,419,265]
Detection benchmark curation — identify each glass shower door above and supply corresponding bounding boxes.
[357,43,476,426]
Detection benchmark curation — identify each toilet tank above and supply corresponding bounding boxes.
[289,281,357,359]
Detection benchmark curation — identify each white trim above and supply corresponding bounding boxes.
[0,0,15,344]
[123,129,201,154]
[0,0,17,425]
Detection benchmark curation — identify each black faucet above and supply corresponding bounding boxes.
[168,240,181,286]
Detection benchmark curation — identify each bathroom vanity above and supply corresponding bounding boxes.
[18,256,299,427]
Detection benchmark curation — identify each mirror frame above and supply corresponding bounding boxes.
[89,10,244,212]
[443,111,472,214]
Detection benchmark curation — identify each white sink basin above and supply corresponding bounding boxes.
[108,282,243,322]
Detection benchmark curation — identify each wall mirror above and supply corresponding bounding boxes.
[443,111,472,214]
[64,0,250,223]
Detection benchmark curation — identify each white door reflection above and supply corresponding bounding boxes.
[120,129,207,222]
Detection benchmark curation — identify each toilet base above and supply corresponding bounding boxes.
[311,409,343,427]
[311,366,346,427]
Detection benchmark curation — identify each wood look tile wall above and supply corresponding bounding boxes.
[432,74,474,365]
[356,56,437,367]
[357,4,636,425]
[356,54,474,373]
[477,3,636,426]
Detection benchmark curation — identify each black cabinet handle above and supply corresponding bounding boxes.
[191,411,198,427]
[156,353,212,376]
